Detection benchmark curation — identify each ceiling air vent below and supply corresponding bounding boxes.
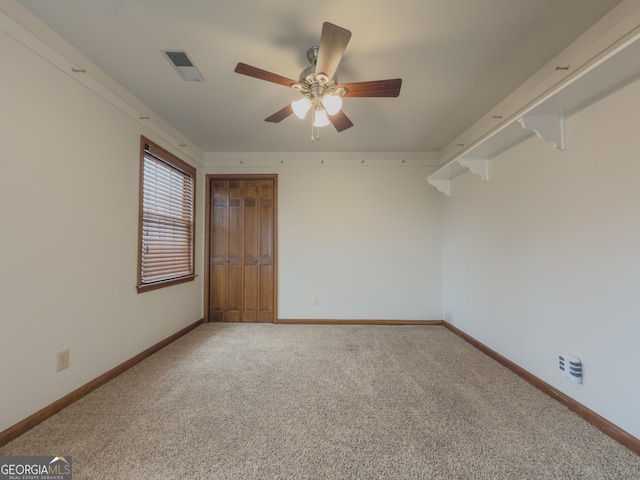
[161,50,205,82]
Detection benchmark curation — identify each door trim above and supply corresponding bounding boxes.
[204,174,278,322]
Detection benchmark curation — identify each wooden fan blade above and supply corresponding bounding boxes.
[340,79,402,97]
[265,105,293,123]
[329,110,353,132]
[315,22,352,82]
[235,63,298,88]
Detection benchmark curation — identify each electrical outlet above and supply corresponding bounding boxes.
[312,296,319,305]
[56,349,70,372]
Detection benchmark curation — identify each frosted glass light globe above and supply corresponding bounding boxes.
[291,97,311,119]
[313,108,330,127]
[322,94,342,115]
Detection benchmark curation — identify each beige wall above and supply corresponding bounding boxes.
[0,25,203,432]
[205,163,444,321]
[441,76,640,439]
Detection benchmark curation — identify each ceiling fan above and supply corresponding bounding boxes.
[234,22,402,141]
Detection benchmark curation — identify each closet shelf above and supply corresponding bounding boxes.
[428,28,640,196]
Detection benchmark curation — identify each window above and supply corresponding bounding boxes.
[137,137,196,293]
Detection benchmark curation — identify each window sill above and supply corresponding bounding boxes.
[136,274,196,294]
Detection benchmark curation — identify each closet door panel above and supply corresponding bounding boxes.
[226,181,243,322]
[258,179,274,323]
[208,176,276,323]
[243,180,259,323]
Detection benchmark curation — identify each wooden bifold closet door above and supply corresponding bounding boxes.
[209,176,275,322]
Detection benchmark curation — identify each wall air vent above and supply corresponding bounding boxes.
[161,50,205,82]
[559,353,582,384]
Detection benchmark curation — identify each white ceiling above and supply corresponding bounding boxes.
[15,0,623,154]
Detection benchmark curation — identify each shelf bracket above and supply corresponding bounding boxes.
[427,177,451,197]
[518,115,565,150]
[458,157,490,181]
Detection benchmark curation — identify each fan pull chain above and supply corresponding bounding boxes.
[309,110,320,142]
[311,110,315,142]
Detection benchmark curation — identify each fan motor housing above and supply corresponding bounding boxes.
[297,46,343,97]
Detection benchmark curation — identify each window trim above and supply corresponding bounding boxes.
[136,136,196,293]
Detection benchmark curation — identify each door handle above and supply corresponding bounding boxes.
[253,259,257,264]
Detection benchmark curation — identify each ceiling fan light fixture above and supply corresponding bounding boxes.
[292,97,311,119]
[234,22,402,140]
[322,94,342,115]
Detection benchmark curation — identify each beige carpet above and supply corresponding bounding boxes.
[1,323,638,479]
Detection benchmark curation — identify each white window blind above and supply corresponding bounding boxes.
[137,139,196,291]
